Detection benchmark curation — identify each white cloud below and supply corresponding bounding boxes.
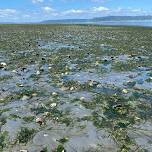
[63,9,86,15]
[0,5,150,22]
[42,6,55,13]
[0,9,17,17]
[61,6,109,17]
[32,0,44,4]
[92,6,109,12]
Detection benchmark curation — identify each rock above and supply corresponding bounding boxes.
[20,150,28,152]
[122,89,128,94]
[21,95,30,101]
[50,103,57,108]
[80,97,85,101]
[12,70,17,73]
[36,70,40,75]
[95,61,100,66]
[17,84,24,87]
[32,93,38,97]
[0,62,7,69]
[70,87,74,91]
[36,117,44,125]
[88,80,99,87]
[52,92,58,96]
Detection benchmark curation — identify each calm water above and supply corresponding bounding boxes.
[68,20,152,27]
[95,20,152,27]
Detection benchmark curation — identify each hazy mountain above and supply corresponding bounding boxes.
[41,19,92,24]
[93,16,152,21]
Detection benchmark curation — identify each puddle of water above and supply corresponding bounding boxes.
[38,41,78,51]
[65,121,118,152]
[1,119,22,143]
[128,121,152,151]
[67,70,152,90]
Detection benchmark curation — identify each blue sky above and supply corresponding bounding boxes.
[0,0,152,22]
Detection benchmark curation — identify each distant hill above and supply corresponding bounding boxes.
[41,16,152,24]
[93,16,152,21]
[41,19,92,24]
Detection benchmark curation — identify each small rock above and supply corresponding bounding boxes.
[65,72,69,75]
[43,134,48,137]
[95,61,100,66]
[48,66,52,70]
[21,95,30,101]
[12,70,17,73]
[36,117,44,125]
[0,98,4,102]
[122,89,128,94]
[80,97,85,101]
[17,84,24,87]
[52,92,58,96]
[50,103,57,108]
[32,93,38,97]
[36,70,40,75]
[0,62,7,69]
[20,150,28,152]
[70,87,74,91]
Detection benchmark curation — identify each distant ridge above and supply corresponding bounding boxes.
[41,19,92,24]
[93,16,152,21]
[41,16,152,24]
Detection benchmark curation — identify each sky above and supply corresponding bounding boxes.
[0,0,152,22]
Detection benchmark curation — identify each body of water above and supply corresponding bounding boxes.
[95,20,152,27]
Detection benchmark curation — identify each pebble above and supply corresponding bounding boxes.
[32,93,38,97]
[12,70,17,73]
[80,97,85,101]
[21,95,30,101]
[36,117,44,125]
[52,92,58,96]
[70,86,74,91]
[20,150,28,152]
[36,70,40,75]
[50,103,57,108]
[43,134,48,137]
[17,84,24,87]
[0,62,7,69]
[95,61,100,65]
[122,89,128,94]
